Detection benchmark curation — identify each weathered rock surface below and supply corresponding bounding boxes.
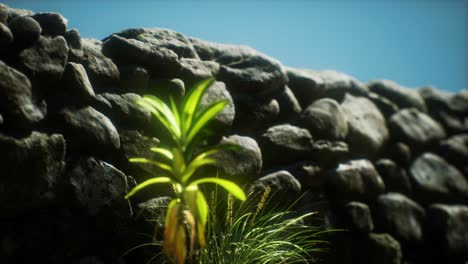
[286,67,326,107]
[368,80,427,112]
[31,12,67,36]
[0,22,13,51]
[438,134,468,174]
[249,170,301,201]
[8,15,41,48]
[375,159,412,196]
[343,201,374,233]
[199,81,235,131]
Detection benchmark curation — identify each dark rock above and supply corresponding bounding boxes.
[199,81,235,131]
[112,27,199,59]
[419,86,451,112]
[319,70,369,101]
[389,108,446,150]
[311,140,349,168]
[232,95,279,132]
[65,156,131,217]
[0,132,65,217]
[178,58,219,84]
[147,78,185,100]
[102,34,180,78]
[32,12,67,36]
[118,64,149,91]
[249,170,301,201]
[0,4,8,24]
[300,98,348,140]
[368,92,399,118]
[286,67,326,108]
[6,8,34,21]
[8,15,41,48]
[438,134,468,175]
[325,159,385,204]
[55,106,120,156]
[0,22,13,51]
[385,142,412,168]
[344,201,374,233]
[368,80,427,112]
[274,86,302,122]
[428,204,468,259]
[212,135,262,184]
[341,94,389,157]
[449,89,468,115]
[71,38,120,90]
[61,62,95,103]
[17,35,68,86]
[374,193,425,247]
[409,153,468,204]
[0,60,44,129]
[259,124,313,167]
[279,161,324,190]
[375,159,412,196]
[436,111,468,135]
[64,28,84,59]
[363,233,403,264]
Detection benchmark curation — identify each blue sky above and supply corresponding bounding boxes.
[4,0,467,92]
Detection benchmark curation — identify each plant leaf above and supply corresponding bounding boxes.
[141,96,181,139]
[181,78,213,137]
[186,100,228,147]
[150,147,174,160]
[189,178,246,201]
[125,176,174,199]
[128,158,173,174]
[181,158,216,183]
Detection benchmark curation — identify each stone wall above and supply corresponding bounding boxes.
[1,4,468,264]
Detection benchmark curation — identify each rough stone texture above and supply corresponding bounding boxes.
[118,64,149,91]
[279,161,324,190]
[8,15,41,48]
[232,95,279,132]
[259,124,314,167]
[0,132,65,217]
[274,86,302,121]
[325,159,385,204]
[341,94,389,157]
[374,193,425,247]
[286,67,326,107]
[375,159,412,196]
[299,98,348,140]
[438,134,468,174]
[410,153,468,204]
[199,81,235,131]
[311,140,349,168]
[364,233,403,264]
[32,12,67,36]
[249,170,301,202]
[368,79,427,112]
[344,201,374,233]
[61,62,95,103]
[368,92,399,118]
[319,70,369,101]
[178,58,220,84]
[389,108,446,150]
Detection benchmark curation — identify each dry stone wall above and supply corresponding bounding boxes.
[1,4,468,264]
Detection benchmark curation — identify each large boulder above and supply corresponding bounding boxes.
[199,81,235,131]
[274,86,302,122]
[343,201,374,233]
[449,89,468,115]
[286,67,326,107]
[375,159,412,196]
[232,95,279,132]
[368,80,427,112]
[438,134,468,175]
[0,60,44,130]
[0,3,8,24]
[318,70,368,101]
[0,22,13,51]
[249,170,301,202]
[299,98,348,140]
[341,94,389,157]
[8,15,41,48]
[31,12,67,36]
[311,140,349,168]
[389,108,446,150]
[374,193,426,247]
[60,62,95,104]
[361,233,403,264]
[409,153,468,204]
[0,132,65,217]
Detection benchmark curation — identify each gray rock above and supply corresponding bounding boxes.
[275,86,302,121]
[435,111,468,135]
[32,12,67,36]
[325,159,385,203]
[259,124,314,167]
[374,193,425,247]
[0,4,8,24]
[232,95,279,132]
[212,135,262,184]
[364,233,402,264]
[419,86,452,113]
[17,35,68,84]
[7,8,34,21]
[178,58,220,84]
[341,94,389,157]
[64,28,84,59]
[0,60,44,128]
[8,15,41,48]
[112,27,199,59]
[102,34,180,77]
[249,170,301,201]
[118,64,149,91]
[375,159,412,196]
[56,106,120,155]
[66,156,131,217]
[368,80,427,112]
[0,132,65,217]
[410,153,468,204]
[344,201,374,233]
[286,67,326,107]
[428,204,468,259]
[385,142,412,168]
[311,140,349,168]
[279,161,324,190]
[438,134,468,174]
[389,108,446,150]
[199,81,235,131]
[0,22,13,51]
[319,70,369,101]
[368,92,399,118]
[147,78,185,100]
[61,62,95,101]
[300,98,348,140]
[449,89,468,115]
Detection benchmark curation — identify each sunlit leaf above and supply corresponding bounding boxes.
[128,158,173,174]
[181,158,216,183]
[186,100,228,147]
[150,147,174,160]
[190,178,246,201]
[181,78,214,136]
[172,147,186,179]
[141,96,181,139]
[125,177,174,199]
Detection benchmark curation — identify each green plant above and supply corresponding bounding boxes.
[125,78,246,264]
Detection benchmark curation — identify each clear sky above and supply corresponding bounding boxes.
[4,0,467,92]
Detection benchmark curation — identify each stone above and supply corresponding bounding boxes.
[419,86,452,113]
[279,161,324,190]
[0,3,8,24]
[102,34,180,78]
[0,60,44,129]
[325,159,385,204]
[410,153,468,204]
[147,78,185,100]
[286,67,326,107]
[375,159,412,196]
[65,156,131,217]
[389,108,446,150]
[368,92,399,118]
[438,134,468,174]
[111,27,199,59]
[54,106,120,155]
[435,111,468,135]
[449,89,468,115]
[368,80,427,112]
[374,193,425,247]
[191,37,288,97]
[8,15,41,48]
[211,135,262,184]
[0,132,65,217]
[64,28,84,59]
[199,81,235,131]
[249,170,301,202]
[299,98,348,140]
[311,140,349,168]
[319,70,369,101]
[344,201,374,233]
[363,233,403,264]
[274,86,302,122]
[0,22,13,51]
[118,64,149,91]
[32,12,67,36]
[428,204,468,259]
[178,58,220,84]
[385,142,412,168]
[6,8,34,21]
[341,94,389,157]
[17,35,69,85]
[232,95,279,132]
[61,62,95,102]
[259,124,314,167]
